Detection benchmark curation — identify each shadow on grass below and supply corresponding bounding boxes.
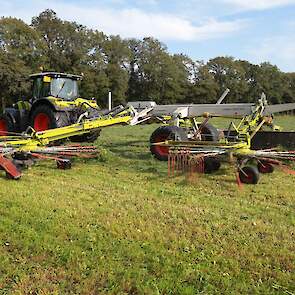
[100,140,152,162]
[100,140,148,148]
[109,149,152,161]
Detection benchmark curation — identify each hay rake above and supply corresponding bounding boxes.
[157,96,295,185]
[0,105,144,180]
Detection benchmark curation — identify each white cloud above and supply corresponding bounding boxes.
[73,8,247,42]
[0,0,247,42]
[191,18,247,41]
[247,36,295,72]
[222,0,295,11]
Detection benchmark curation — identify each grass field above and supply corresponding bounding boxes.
[0,116,294,294]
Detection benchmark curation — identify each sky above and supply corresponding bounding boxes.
[1,0,295,72]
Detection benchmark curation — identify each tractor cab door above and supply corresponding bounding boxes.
[32,77,50,101]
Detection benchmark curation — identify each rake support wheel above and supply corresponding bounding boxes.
[239,166,260,184]
[199,123,221,141]
[56,159,72,170]
[258,161,274,174]
[150,126,187,161]
[204,157,221,174]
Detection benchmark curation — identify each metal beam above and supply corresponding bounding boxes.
[128,101,295,118]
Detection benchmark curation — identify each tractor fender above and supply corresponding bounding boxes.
[30,98,57,113]
[30,98,75,113]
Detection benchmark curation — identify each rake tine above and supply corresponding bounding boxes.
[234,160,243,189]
[235,170,243,188]
[182,150,188,173]
[172,153,175,177]
[182,150,185,173]
[190,157,195,177]
[180,150,183,172]
[168,152,171,177]
[278,164,295,175]
[187,150,190,172]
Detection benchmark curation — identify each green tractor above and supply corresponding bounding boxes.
[0,72,101,141]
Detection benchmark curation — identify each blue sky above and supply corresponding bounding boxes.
[1,0,295,72]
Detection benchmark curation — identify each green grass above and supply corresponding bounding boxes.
[0,116,294,294]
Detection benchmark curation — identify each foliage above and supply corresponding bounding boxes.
[207,56,249,102]
[31,9,89,73]
[0,51,30,106]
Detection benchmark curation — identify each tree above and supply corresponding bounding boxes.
[103,35,131,105]
[0,17,45,107]
[127,38,141,100]
[78,30,110,105]
[0,17,46,70]
[32,9,91,72]
[254,62,287,104]
[0,50,31,108]
[137,37,170,102]
[281,72,295,103]
[185,60,219,103]
[127,37,190,104]
[207,56,249,102]
[238,60,262,102]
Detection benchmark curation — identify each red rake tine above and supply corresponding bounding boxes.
[172,154,176,176]
[167,151,171,177]
[279,164,295,175]
[235,170,243,189]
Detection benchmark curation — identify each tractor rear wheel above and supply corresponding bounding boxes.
[0,113,15,136]
[30,104,101,143]
[30,105,69,131]
[150,126,187,161]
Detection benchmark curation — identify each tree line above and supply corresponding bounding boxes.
[0,9,294,107]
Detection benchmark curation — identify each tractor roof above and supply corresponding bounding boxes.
[29,72,83,80]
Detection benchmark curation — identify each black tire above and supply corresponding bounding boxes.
[12,152,35,169]
[56,159,72,170]
[29,104,69,131]
[150,126,187,161]
[258,161,274,174]
[0,113,15,136]
[6,172,21,180]
[204,157,221,174]
[70,130,101,143]
[239,166,260,184]
[199,123,221,141]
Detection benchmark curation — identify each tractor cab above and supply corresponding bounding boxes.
[30,72,82,102]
